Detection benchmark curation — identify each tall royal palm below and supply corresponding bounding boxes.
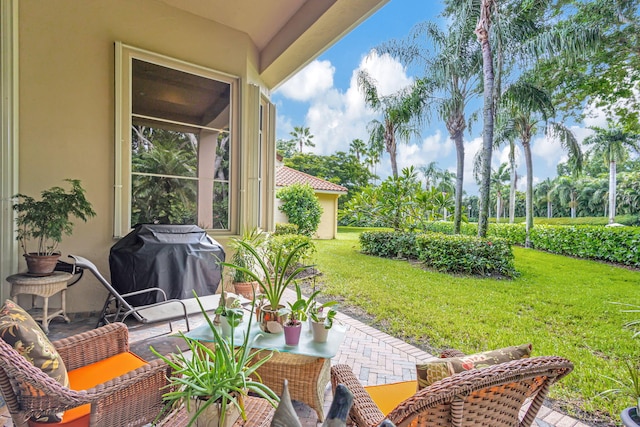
[375,18,481,233]
[358,70,428,178]
[583,127,640,224]
[501,82,582,247]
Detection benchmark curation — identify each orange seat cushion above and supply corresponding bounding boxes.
[29,351,147,427]
[365,380,417,416]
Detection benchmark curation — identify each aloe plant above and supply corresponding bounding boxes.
[221,239,312,310]
[150,293,279,426]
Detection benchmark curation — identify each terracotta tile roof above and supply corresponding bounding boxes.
[275,166,348,194]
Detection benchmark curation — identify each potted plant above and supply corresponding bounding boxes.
[227,228,266,299]
[221,239,312,334]
[310,303,338,343]
[13,179,95,275]
[213,291,244,336]
[282,284,311,346]
[602,358,640,426]
[603,302,640,426]
[151,293,279,427]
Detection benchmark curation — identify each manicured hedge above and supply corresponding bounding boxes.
[530,225,640,267]
[359,231,420,259]
[421,221,640,267]
[359,230,517,278]
[416,232,518,278]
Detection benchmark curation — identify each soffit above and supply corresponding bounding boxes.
[158,0,389,88]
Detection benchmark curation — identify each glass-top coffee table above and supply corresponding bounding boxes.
[184,314,346,421]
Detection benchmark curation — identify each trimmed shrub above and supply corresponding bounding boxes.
[277,184,323,237]
[274,222,299,236]
[359,231,420,259]
[416,232,518,278]
[421,221,478,236]
[487,223,526,245]
[530,225,640,267]
[266,233,316,272]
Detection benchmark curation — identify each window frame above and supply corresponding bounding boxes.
[114,42,239,237]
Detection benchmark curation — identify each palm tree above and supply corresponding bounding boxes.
[290,126,315,153]
[418,162,441,190]
[445,0,599,237]
[583,127,640,224]
[349,139,366,162]
[375,18,481,234]
[500,82,582,247]
[358,70,429,178]
[534,178,555,219]
[490,163,510,222]
[554,175,580,218]
[507,141,519,223]
[474,0,497,238]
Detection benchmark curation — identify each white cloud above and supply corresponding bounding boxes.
[359,51,414,95]
[397,130,452,172]
[531,135,564,168]
[279,52,416,156]
[275,60,335,102]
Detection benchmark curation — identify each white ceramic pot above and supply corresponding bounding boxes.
[311,320,329,343]
[621,407,640,427]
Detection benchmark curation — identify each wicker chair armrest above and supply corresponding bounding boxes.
[438,348,466,358]
[83,358,171,426]
[386,356,573,427]
[331,364,385,427]
[19,358,170,424]
[53,323,129,371]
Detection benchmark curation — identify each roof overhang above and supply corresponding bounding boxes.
[158,0,389,88]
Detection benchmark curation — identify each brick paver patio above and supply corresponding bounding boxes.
[0,288,590,426]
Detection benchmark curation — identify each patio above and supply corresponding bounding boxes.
[0,288,587,427]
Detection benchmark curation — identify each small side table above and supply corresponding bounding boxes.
[6,272,72,333]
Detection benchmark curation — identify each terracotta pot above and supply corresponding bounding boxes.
[233,281,260,300]
[621,407,640,427]
[24,253,60,276]
[311,320,330,343]
[283,322,302,346]
[258,305,287,334]
[186,398,241,427]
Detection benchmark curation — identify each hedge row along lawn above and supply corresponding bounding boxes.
[313,227,640,425]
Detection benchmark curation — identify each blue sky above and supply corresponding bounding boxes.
[272,0,606,195]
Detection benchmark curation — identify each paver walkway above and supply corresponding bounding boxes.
[0,288,591,426]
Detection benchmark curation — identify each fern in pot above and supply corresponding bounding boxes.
[151,293,278,427]
[12,179,95,275]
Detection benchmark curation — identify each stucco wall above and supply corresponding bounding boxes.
[15,0,261,312]
[274,191,340,239]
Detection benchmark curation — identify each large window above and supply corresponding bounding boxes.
[115,44,237,236]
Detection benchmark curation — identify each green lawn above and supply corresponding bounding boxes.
[312,227,640,424]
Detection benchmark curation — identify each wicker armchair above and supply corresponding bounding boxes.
[0,323,171,427]
[331,354,573,427]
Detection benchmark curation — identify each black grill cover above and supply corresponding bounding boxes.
[109,224,225,306]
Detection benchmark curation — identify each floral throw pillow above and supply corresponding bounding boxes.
[0,299,69,422]
[416,343,532,390]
